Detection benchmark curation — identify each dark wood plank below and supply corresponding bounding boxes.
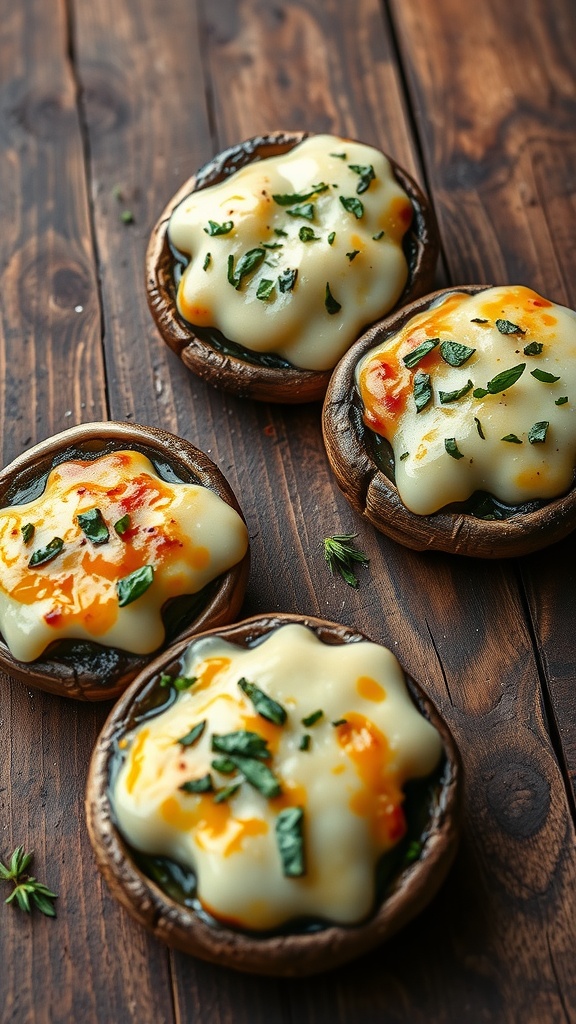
[0,3,175,1022]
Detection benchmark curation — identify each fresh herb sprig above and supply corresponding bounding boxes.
[323,534,369,588]
[0,846,57,917]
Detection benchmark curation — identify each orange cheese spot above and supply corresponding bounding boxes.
[224,817,268,857]
[193,657,231,692]
[336,712,406,848]
[177,284,212,327]
[356,675,386,702]
[126,728,150,794]
[358,356,410,436]
[379,196,413,244]
[515,467,547,489]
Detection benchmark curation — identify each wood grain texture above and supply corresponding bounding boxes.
[0,0,575,1020]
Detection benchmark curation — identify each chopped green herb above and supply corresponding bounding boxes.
[227,248,266,289]
[399,451,409,461]
[274,228,288,237]
[414,371,432,413]
[179,774,213,794]
[496,318,525,335]
[302,710,323,727]
[473,362,526,398]
[272,184,328,206]
[332,718,348,727]
[439,379,474,404]
[299,735,311,751]
[440,341,475,367]
[299,226,320,242]
[211,757,236,774]
[204,219,233,236]
[276,807,305,877]
[159,674,172,688]
[262,242,283,250]
[402,338,439,369]
[21,523,35,544]
[528,421,549,444]
[405,840,422,864]
[330,152,347,160]
[325,282,341,315]
[213,783,240,804]
[470,317,488,324]
[339,196,364,219]
[286,203,315,221]
[523,342,543,355]
[348,163,375,194]
[77,508,109,545]
[445,438,464,460]
[120,210,134,224]
[556,396,568,405]
[28,537,64,568]
[223,754,282,798]
[174,676,197,691]
[114,514,131,536]
[346,250,360,262]
[117,564,154,607]
[372,230,385,241]
[256,279,275,301]
[211,730,270,760]
[327,231,336,246]
[238,678,287,726]
[203,252,211,271]
[0,845,57,918]
[177,720,206,748]
[531,369,560,383]
[474,416,485,439]
[501,434,523,444]
[278,268,298,293]
[323,533,369,588]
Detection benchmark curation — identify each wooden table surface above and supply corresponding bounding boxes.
[1,1,576,1021]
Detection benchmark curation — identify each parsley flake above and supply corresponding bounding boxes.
[445,438,464,460]
[414,371,432,412]
[272,185,328,206]
[204,220,233,236]
[403,338,439,369]
[177,720,206,748]
[528,421,549,444]
[501,434,523,444]
[327,231,336,246]
[348,163,376,194]
[346,249,360,262]
[227,248,265,289]
[339,196,364,219]
[179,774,213,794]
[278,268,298,293]
[301,710,324,727]
[299,226,320,242]
[440,341,475,367]
[238,678,287,726]
[439,379,474,404]
[21,523,35,544]
[116,564,154,606]
[286,203,315,221]
[275,807,305,877]
[474,416,486,439]
[325,282,341,315]
[28,537,64,568]
[531,369,560,383]
[77,508,109,545]
[523,342,543,356]
[496,318,525,335]
[473,363,526,397]
[256,279,275,301]
[556,396,568,405]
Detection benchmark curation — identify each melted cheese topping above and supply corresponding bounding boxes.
[169,135,412,371]
[111,624,442,931]
[0,451,248,661]
[357,286,576,514]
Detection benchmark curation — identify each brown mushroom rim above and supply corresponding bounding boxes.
[104,620,457,937]
[158,134,432,374]
[353,286,576,520]
[0,425,247,679]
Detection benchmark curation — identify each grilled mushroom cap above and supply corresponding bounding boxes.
[0,421,249,700]
[86,612,461,976]
[146,132,439,404]
[322,285,576,558]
